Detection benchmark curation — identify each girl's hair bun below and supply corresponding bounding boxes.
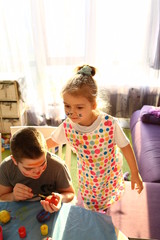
[76,65,96,76]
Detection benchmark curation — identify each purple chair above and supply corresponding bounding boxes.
[130,105,160,183]
[109,105,160,239]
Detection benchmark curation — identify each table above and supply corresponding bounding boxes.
[0,201,120,240]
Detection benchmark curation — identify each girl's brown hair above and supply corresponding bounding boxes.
[61,65,98,103]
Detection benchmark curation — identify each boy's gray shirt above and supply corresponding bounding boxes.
[0,152,72,199]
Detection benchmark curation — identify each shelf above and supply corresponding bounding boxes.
[0,80,27,133]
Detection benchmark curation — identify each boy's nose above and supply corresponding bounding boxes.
[33,167,41,174]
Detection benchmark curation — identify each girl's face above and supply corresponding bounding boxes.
[12,153,47,179]
[63,93,97,126]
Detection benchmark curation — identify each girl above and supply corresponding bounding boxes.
[47,65,143,211]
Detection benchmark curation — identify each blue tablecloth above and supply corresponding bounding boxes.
[0,201,117,240]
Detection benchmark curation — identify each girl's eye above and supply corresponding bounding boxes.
[65,105,70,109]
[77,107,83,110]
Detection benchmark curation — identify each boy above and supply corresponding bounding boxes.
[0,127,75,213]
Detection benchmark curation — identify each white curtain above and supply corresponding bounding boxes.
[0,0,159,122]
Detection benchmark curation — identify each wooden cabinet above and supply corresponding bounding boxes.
[0,81,27,133]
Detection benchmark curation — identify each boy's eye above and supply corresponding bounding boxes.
[77,107,83,110]
[23,161,46,171]
[24,167,33,171]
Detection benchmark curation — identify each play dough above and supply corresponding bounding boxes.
[0,210,11,223]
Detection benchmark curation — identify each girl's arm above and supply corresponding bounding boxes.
[120,143,143,194]
[46,124,67,149]
[46,137,59,149]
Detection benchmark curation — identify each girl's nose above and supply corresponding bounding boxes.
[66,108,75,116]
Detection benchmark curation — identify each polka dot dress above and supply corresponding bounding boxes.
[63,114,125,211]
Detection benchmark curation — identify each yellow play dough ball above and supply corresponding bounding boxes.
[0,210,11,223]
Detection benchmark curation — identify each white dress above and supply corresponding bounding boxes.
[52,112,129,211]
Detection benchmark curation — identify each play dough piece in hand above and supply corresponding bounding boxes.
[45,194,59,206]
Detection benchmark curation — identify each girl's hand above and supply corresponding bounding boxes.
[40,192,62,213]
[130,172,143,194]
[13,183,33,201]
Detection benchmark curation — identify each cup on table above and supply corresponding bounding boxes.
[0,225,3,240]
[40,224,48,236]
[18,226,26,238]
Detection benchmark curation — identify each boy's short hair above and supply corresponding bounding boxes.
[10,127,47,163]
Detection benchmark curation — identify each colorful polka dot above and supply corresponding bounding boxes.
[64,113,124,211]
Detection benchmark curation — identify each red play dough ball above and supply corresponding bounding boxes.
[45,195,59,206]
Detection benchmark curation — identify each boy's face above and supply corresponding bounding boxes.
[12,153,47,179]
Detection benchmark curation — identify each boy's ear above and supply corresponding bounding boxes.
[11,155,18,166]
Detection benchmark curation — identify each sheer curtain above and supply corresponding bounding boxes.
[0,0,159,123]
[94,0,160,117]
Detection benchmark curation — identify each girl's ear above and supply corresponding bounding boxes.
[11,155,18,166]
[92,101,97,110]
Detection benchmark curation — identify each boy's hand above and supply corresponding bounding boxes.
[130,172,143,194]
[13,183,33,201]
[40,192,62,213]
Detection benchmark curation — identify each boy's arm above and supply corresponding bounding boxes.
[0,185,14,201]
[120,143,143,194]
[58,184,75,203]
[0,183,33,201]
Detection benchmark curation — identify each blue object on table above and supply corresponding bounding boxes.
[36,209,51,223]
[52,204,117,240]
[0,201,117,240]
